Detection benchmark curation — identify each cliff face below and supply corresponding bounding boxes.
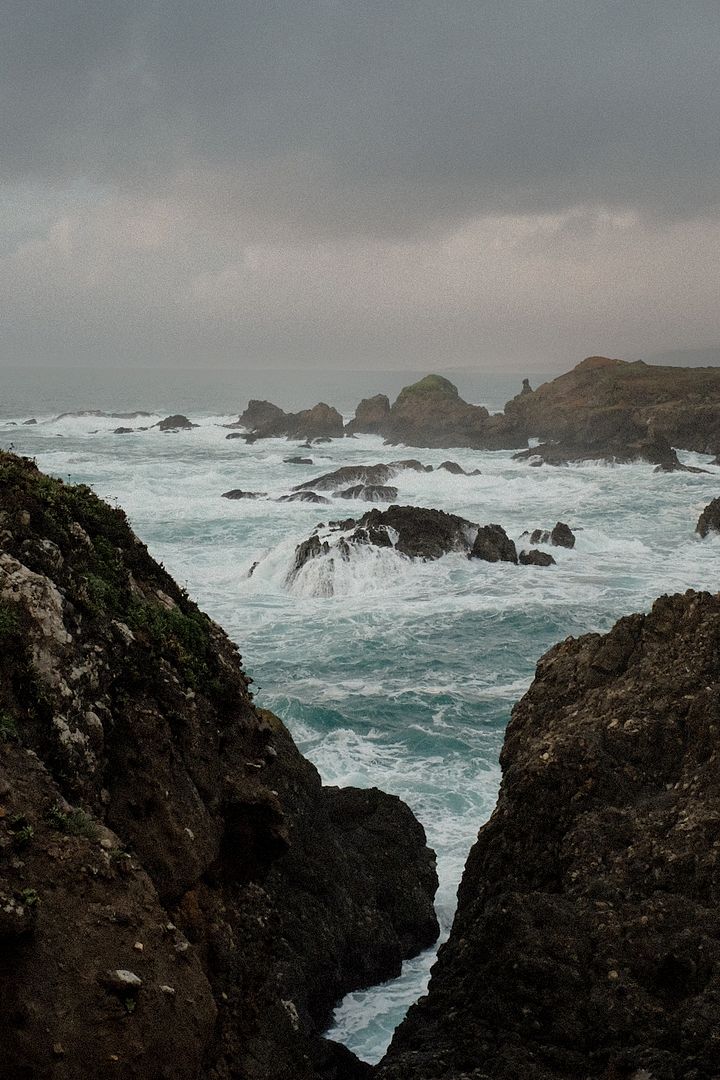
[506,355,720,459]
[341,357,720,460]
[379,590,720,1080]
[0,452,438,1080]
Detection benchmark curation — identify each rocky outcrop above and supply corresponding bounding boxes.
[438,461,482,476]
[285,456,314,465]
[221,489,267,499]
[344,394,390,436]
[469,525,517,564]
[379,590,720,1080]
[154,414,197,431]
[278,491,330,504]
[524,522,576,549]
[696,497,720,538]
[336,485,399,502]
[229,401,344,441]
[507,355,720,461]
[0,452,438,1080]
[295,465,397,492]
[374,375,495,449]
[519,549,555,566]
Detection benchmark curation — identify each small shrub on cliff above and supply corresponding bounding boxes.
[0,711,18,741]
[128,600,215,690]
[0,601,19,640]
[47,803,99,840]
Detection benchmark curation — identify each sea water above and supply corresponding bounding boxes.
[2,366,719,1063]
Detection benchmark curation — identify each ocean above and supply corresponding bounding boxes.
[2,364,719,1062]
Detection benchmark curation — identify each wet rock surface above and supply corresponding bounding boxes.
[221,489,267,499]
[0,452,438,1080]
[379,590,720,1080]
[696,497,720,538]
[518,549,556,567]
[524,522,577,549]
[469,524,518,564]
[154,414,197,431]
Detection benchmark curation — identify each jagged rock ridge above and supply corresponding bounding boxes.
[379,590,720,1080]
[0,452,438,1080]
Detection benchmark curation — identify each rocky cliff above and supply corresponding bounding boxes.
[378,589,720,1080]
[341,356,720,462]
[0,452,438,1080]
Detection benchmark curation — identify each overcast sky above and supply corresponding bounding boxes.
[2,1,719,371]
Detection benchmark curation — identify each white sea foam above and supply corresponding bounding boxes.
[4,410,720,1064]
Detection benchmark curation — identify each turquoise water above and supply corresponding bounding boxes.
[2,367,719,1061]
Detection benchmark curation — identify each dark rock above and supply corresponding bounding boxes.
[520,377,533,395]
[113,427,134,435]
[295,464,396,492]
[336,484,399,502]
[284,456,313,465]
[278,491,330,504]
[221,489,267,500]
[288,534,331,579]
[519,549,556,566]
[345,394,391,435]
[359,505,478,560]
[0,451,438,1080]
[154,414,197,431]
[550,521,575,548]
[23,419,37,425]
[225,432,245,439]
[526,522,576,548]
[438,460,482,476]
[382,374,495,449]
[469,524,518,564]
[696,497,720,537]
[229,400,344,441]
[388,459,434,473]
[379,590,720,1080]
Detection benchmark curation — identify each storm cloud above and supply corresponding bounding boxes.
[2,1,719,369]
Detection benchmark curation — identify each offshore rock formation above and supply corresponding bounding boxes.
[696,497,720,538]
[229,400,344,441]
[288,509,549,582]
[379,590,720,1080]
[0,452,438,1080]
[338,356,720,462]
[344,394,391,436]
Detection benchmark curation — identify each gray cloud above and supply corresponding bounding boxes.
[1,2,719,368]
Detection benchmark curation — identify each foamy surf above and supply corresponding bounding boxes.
[3,405,720,1063]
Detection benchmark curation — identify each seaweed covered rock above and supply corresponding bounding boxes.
[379,590,720,1080]
[0,452,438,1080]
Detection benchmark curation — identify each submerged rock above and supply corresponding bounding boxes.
[336,484,399,502]
[294,463,397,492]
[519,549,556,566]
[0,451,437,1080]
[379,590,720,1080]
[284,456,313,465]
[221,489,267,500]
[696,497,720,537]
[438,460,482,475]
[278,491,330,504]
